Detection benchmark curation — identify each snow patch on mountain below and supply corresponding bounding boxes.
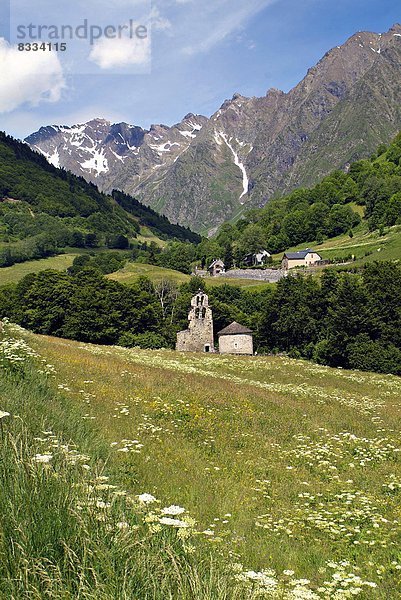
[34,146,60,168]
[56,124,86,137]
[213,131,223,146]
[149,141,181,154]
[110,149,126,163]
[216,132,249,201]
[80,149,109,176]
[179,119,203,139]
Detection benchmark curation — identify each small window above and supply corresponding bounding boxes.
[204,345,210,353]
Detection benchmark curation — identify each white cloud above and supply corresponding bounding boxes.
[151,7,172,32]
[0,38,65,113]
[89,31,151,69]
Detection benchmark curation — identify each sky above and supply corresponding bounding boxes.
[0,0,400,139]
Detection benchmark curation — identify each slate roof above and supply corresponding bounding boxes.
[217,321,253,336]
[283,248,320,260]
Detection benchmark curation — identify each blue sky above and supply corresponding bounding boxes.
[0,0,400,139]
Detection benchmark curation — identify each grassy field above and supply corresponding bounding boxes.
[2,322,401,597]
[271,224,401,267]
[108,262,271,289]
[0,253,79,285]
[137,226,168,248]
[108,262,190,286]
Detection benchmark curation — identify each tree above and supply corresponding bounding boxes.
[238,224,266,255]
[70,230,85,248]
[107,234,130,249]
[85,232,100,248]
[385,192,401,225]
[324,274,373,367]
[282,211,309,245]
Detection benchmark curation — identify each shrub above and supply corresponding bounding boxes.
[119,331,168,349]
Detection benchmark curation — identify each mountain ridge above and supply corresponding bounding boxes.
[26,24,401,234]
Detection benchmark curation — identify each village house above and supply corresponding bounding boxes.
[243,249,271,267]
[281,248,322,270]
[217,322,254,355]
[176,292,254,355]
[208,259,225,277]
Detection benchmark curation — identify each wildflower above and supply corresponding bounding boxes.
[96,500,111,509]
[138,493,157,504]
[33,453,52,463]
[159,517,189,528]
[161,505,185,516]
[0,410,10,419]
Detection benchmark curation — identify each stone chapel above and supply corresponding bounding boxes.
[176,290,215,353]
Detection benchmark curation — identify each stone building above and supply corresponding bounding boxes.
[243,249,271,267]
[217,322,254,355]
[176,290,215,353]
[208,259,225,277]
[281,248,322,270]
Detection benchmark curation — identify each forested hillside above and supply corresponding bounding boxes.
[204,132,401,263]
[0,132,200,268]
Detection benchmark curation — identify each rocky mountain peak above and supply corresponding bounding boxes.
[389,23,401,33]
[266,87,284,97]
[26,24,401,234]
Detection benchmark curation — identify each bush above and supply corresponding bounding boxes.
[118,331,168,349]
[347,337,401,375]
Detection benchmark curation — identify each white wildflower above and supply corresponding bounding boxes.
[159,517,189,528]
[138,493,157,504]
[161,505,186,516]
[33,453,52,464]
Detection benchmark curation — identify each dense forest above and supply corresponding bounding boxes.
[0,132,200,268]
[1,260,400,375]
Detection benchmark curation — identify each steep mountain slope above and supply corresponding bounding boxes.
[26,25,401,234]
[150,25,401,233]
[0,132,200,259]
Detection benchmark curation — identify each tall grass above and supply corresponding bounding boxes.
[0,324,258,599]
[1,322,395,598]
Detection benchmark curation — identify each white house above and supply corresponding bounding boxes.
[243,249,271,267]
